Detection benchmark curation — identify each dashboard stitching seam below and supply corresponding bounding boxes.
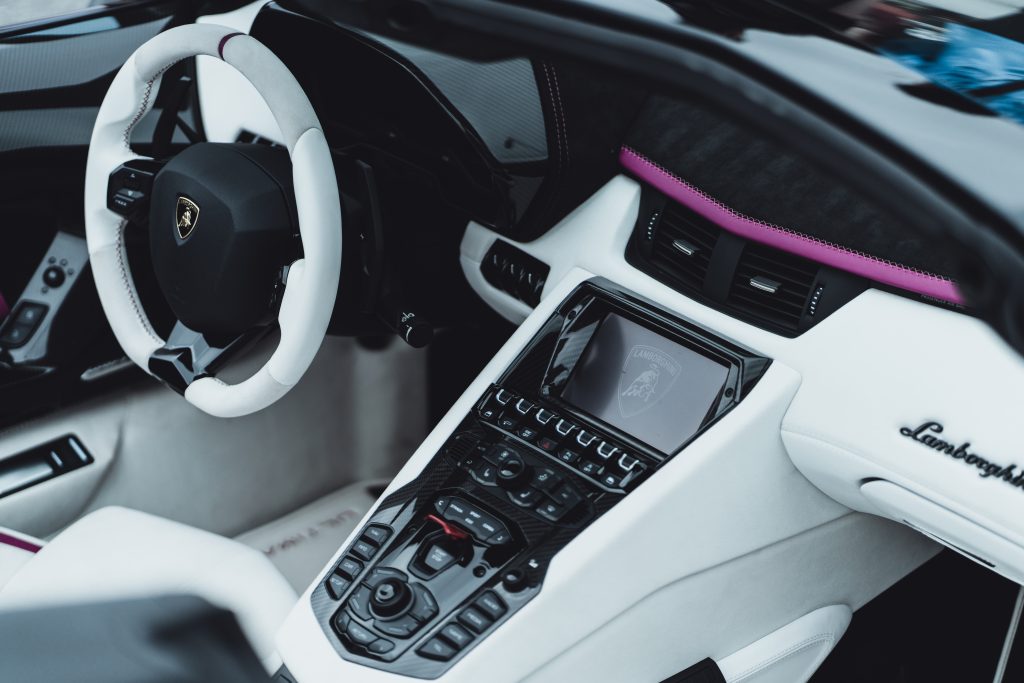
[621,146,956,284]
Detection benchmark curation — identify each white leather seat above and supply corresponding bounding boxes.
[0,507,297,673]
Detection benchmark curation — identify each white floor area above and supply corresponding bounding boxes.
[235,480,387,592]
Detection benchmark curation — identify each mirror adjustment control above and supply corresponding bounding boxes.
[474,591,507,620]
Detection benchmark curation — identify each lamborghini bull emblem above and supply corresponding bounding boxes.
[175,196,200,240]
[618,345,681,418]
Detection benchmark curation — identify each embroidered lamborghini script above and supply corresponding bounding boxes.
[900,421,1024,491]
[618,345,681,418]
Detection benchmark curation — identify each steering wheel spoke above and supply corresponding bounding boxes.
[148,321,270,394]
[107,158,165,225]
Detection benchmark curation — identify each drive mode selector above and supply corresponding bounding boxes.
[370,578,413,618]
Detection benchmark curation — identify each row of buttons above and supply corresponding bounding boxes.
[417,590,508,662]
[478,387,650,490]
[325,524,393,600]
[467,444,585,523]
[433,496,512,545]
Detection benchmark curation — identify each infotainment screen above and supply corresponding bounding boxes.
[560,314,729,453]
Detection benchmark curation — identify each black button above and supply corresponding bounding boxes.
[471,462,498,486]
[513,398,534,415]
[14,303,47,326]
[551,484,583,509]
[440,623,473,650]
[536,500,567,522]
[578,460,604,477]
[368,638,395,655]
[478,515,507,543]
[434,496,450,515]
[337,556,363,579]
[531,467,559,492]
[508,487,542,508]
[0,322,33,347]
[423,543,457,574]
[488,529,512,545]
[479,405,499,421]
[474,591,508,620]
[533,408,557,426]
[485,445,518,466]
[554,419,578,437]
[363,525,392,547]
[409,584,439,623]
[327,574,351,599]
[418,637,457,661]
[576,431,599,448]
[595,441,619,460]
[374,614,421,638]
[494,389,515,405]
[42,266,65,288]
[345,619,378,646]
[601,472,623,488]
[347,585,372,619]
[458,607,493,634]
[516,425,539,441]
[497,413,518,431]
[557,448,580,465]
[536,437,559,452]
[351,540,377,561]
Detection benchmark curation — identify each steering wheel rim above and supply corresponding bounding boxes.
[84,24,342,418]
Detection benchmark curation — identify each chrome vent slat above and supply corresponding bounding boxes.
[728,242,817,331]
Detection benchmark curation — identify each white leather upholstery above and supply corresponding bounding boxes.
[0,507,297,672]
[716,605,852,683]
[0,528,42,591]
[85,23,342,417]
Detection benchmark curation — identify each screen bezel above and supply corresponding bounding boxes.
[519,282,758,459]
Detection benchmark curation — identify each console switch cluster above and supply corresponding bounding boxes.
[477,386,651,492]
[417,590,508,662]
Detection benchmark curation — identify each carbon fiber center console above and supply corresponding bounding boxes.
[311,280,769,678]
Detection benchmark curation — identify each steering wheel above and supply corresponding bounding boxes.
[84,24,341,418]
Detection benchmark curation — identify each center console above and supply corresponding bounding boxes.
[310,281,769,678]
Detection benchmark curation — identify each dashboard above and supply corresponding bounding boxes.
[192,3,1024,681]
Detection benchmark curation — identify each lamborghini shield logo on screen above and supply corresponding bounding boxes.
[175,196,200,240]
[618,345,681,418]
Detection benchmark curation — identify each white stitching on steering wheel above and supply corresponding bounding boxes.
[84,24,342,418]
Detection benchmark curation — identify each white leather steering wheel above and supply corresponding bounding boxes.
[84,24,341,418]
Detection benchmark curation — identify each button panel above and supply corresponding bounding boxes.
[475,386,652,493]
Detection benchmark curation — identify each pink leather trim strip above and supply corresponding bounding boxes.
[619,146,964,305]
[0,531,41,554]
[217,32,244,59]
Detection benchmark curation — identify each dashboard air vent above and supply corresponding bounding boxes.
[649,202,719,293]
[728,242,817,332]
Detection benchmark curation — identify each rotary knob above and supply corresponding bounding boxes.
[369,578,413,619]
[496,454,532,490]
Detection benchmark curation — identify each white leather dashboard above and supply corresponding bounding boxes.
[461,175,1024,586]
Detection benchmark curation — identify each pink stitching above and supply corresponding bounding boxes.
[620,146,961,292]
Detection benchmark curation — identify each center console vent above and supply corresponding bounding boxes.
[649,201,719,293]
[627,187,868,336]
[728,243,817,333]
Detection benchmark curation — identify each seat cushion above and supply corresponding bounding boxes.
[0,529,41,590]
[0,507,297,672]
